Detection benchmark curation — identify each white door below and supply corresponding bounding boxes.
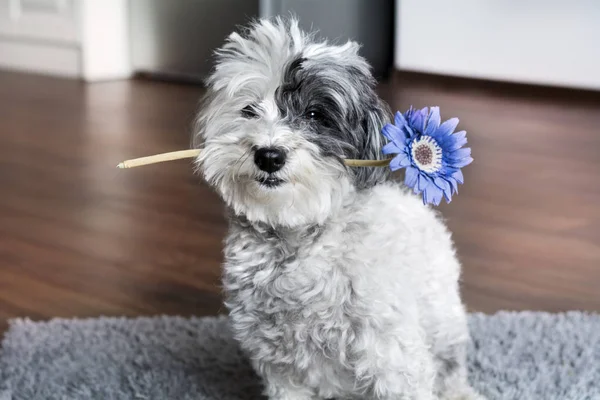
[0,0,80,76]
[395,0,600,90]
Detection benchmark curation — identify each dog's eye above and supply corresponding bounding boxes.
[306,110,324,122]
[241,105,258,119]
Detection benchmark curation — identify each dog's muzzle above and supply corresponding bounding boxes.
[254,147,286,188]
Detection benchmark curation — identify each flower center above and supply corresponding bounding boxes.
[411,136,442,173]
[414,145,433,165]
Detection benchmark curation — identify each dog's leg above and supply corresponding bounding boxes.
[354,328,437,400]
[434,343,485,400]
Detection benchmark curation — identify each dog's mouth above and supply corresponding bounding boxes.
[256,176,285,188]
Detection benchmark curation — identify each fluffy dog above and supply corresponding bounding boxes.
[194,17,482,400]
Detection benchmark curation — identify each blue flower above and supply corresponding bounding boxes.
[381,106,473,206]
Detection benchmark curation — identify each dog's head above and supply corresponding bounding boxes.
[194,18,391,227]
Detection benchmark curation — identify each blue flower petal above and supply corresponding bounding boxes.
[404,166,419,188]
[434,177,452,203]
[425,107,441,135]
[434,176,451,193]
[434,118,459,139]
[423,186,433,204]
[423,185,443,206]
[453,169,464,184]
[417,173,430,192]
[409,108,425,132]
[382,124,405,143]
[389,153,411,171]
[406,108,414,122]
[402,125,415,138]
[443,131,467,151]
[456,157,473,168]
[446,176,459,194]
[418,107,428,132]
[431,187,443,206]
[445,153,473,168]
[443,190,453,203]
[448,147,472,161]
[382,141,403,155]
[394,111,408,127]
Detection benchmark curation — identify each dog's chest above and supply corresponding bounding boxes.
[223,222,345,303]
[222,222,358,373]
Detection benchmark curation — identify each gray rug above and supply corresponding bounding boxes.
[1,312,598,400]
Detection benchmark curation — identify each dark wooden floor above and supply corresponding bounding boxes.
[1,70,599,333]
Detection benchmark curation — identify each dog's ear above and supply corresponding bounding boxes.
[325,42,391,189]
[191,88,216,150]
[360,98,390,160]
[191,97,206,149]
[352,97,392,189]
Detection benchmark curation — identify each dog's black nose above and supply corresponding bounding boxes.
[254,147,286,173]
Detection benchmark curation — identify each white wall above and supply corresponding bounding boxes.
[395,0,600,90]
[0,0,80,77]
[0,0,131,81]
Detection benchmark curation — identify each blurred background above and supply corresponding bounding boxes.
[1,0,599,328]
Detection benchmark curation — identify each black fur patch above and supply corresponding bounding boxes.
[274,55,391,189]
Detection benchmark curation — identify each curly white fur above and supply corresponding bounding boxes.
[194,17,484,400]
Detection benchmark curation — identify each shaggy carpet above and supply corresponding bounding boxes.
[0,312,598,400]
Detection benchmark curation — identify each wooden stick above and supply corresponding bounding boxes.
[116,149,391,169]
[116,149,201,168]
[344,158,391,167]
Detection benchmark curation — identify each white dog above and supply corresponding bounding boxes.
[194,17,483,400]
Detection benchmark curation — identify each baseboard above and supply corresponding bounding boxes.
[392,70,600,103]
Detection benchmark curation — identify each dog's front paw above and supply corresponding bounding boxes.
[264,381,317,400]
[268,392,316,400]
